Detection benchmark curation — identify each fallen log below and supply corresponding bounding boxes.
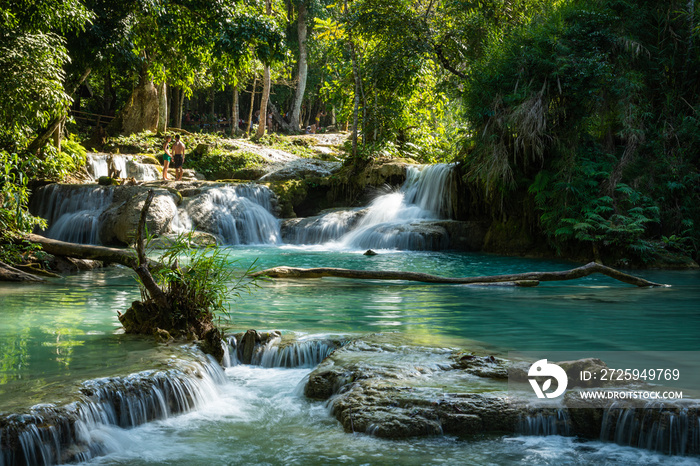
[250,262,667,288]
[25,233,140,268]
[0,261,44,282]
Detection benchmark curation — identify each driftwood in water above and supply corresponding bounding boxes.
[0,261,45,282]
[26,233,141,268]
[251,262,667,288]
[133,189,170,310]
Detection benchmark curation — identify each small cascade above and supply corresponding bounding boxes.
[333,163,455,250]
[600,402,700,456]
[403,163,455,219]
[85,153,161,181]
[518,409,572,436]
[253,339,338,368]
[221,336,241,368]
[225,334,340,368]
[29,184,114,244]
[0,350,225,466]
[182,185,281,245]
[282,209,363,245]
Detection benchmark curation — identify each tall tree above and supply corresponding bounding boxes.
[255,0,274,139]
[0,0,92,151]
[289,1,309,131]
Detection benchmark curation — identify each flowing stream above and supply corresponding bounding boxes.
[5,163,700,464]
[2,251,698,465]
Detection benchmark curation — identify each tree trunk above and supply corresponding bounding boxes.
[256,66,271,139]
[290,1,308,132]
[25,234,142,268]
[251,262,667,287]
[247,75,258,134]
[157,81,168,133]
[52,119,62,152]
[134,190,170,310]
[177,89,185,128]
[112,68,159,135]
[349,34,361,158]
[255,0,272,139]
[231,84,240,136]
[0,261,44,282]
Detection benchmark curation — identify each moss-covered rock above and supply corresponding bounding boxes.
[139,155,161,165]
[265,179,309,218]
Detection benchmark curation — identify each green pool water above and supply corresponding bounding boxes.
[1,247,698,464]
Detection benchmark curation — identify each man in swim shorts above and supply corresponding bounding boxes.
[171,134,186,181]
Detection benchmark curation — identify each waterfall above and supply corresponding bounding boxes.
[254,339,338,368]
[29,184,114,244]
[517,409,572,436]
[0,350,224,466]
[282,209,363,245]
[329,163,455,250]
[225,335,339,368]
[85,154,160,181]
[600,402,700,456]
[182,186,281,245]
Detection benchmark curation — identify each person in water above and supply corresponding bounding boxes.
[162,135,172,180]
[171,134,186,181]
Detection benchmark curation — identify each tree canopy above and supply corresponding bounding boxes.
[0,0,698,264]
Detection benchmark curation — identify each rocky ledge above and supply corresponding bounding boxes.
[303,334,700,456]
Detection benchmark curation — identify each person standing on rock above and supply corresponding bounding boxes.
[162,135,172,180]
[172,134,186,181]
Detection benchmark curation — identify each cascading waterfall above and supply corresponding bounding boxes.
[334,163,455,250]
[85,154,160,181]
[517,409,572,436]
[181,185,281,245]
[281,209,364,245]
[600,402,700,456]
[283,163,455,250]
[253,339,338,368]
[224,335,339,368]
[0,349,225,466]
[29,184,114,244]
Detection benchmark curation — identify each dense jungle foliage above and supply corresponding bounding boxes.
[1,0,698,265]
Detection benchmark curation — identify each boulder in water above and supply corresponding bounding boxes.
[99,187,179,245]
[139,155,161,165]
[98,176,119,186]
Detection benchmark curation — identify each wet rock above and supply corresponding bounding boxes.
[139,155,161,165]
[98,176,119,186]
[451,353,509,379]
[304,334,700,445]
[46,255,103,273]
[239,329,259,364]
[98,187,179,245]
[233,329,283,364]
[434,220,490,251]
[155,328,173,343]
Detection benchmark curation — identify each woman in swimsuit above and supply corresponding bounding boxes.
[162,135,172,180]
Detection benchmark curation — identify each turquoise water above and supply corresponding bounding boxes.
[227,247,700,353]
[1,247,699,464]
